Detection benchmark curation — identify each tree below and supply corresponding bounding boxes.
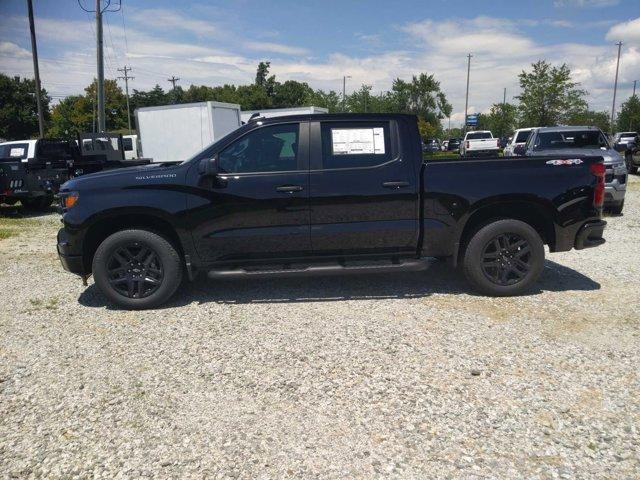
[306,89,341,112]
[616,95,640,133]
[0,74,51,140]
[566,109,611,133]
[272,80,313,108]
[476,102,518,137]
[517,61,587,127]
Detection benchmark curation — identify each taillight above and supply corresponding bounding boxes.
[590,163,605,208]
[466,141,470,149]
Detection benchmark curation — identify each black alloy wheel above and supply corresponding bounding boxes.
[480,233,532,286]
[106,242,164,299]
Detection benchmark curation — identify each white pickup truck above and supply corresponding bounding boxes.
[460,130,501,158]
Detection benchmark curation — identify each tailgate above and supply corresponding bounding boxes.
[468,139,499,150]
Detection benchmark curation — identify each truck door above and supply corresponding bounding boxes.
[189,121,311,262]
[308,119,419,255]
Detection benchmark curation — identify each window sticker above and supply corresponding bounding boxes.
[331,127,385,155]
[10,148,25,157]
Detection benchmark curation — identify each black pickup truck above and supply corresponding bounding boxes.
[57,114,606,309]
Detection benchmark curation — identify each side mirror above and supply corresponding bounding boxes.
[198,155,219,176]
[513,145,526,156]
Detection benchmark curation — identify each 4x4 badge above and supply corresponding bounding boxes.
[546,159,583,165]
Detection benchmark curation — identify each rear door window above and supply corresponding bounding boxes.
[0,143,29,161]
[320,121,393,169]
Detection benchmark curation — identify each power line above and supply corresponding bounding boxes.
[120,1,129,55]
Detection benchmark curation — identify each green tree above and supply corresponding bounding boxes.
[566,109,611,133]
[306,89,341,112]
[0,74,51,140]
[476,102,518,137]
[616,95,640,133]
[272,80,313,108]
[517,60,587,127]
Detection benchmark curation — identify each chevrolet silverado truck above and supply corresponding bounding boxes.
[459,131,501,158]
[57,114,607,309]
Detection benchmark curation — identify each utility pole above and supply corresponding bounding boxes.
[631,80,637,131]
[167,76,180,90]
[118,66,134,134]
[167,76,180,104]
[96,0,105,132]
[463,53,472,135]
[26,0,44,137]
[503,87,506,105]
[610,41,623,136]
[78,1,120,133]
[342,75,351,112]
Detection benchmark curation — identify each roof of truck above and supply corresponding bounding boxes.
[535,125,602,132]
[247,112,417,124]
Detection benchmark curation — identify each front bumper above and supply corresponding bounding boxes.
[57,227,84,275]
[604,165,627,206]
[574,220,606,250]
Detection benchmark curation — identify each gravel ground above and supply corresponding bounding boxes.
[1,177,639,479]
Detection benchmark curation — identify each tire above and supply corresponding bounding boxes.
[609,201,624,215]
[463,219,545,296]
[21,195,53,211]
[92,229,183,310]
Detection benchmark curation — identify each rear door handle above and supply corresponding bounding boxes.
[382,181,410,189]
[276,185,303,193]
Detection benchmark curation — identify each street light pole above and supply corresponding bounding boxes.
[463,53,472,135]
[610,41,623,136]
[26,0,45,138]
[342,75,351,112]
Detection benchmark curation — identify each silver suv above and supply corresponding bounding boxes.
[518,126,627,214]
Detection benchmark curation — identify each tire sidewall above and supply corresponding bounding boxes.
[92,229,183,309]
[463,219,545,296]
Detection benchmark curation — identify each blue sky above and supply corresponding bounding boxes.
[1,0,639,126]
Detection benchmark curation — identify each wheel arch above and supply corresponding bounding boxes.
[82,209,185,273]
[454,199,556,267]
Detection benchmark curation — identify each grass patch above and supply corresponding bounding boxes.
[26,296,60,313]
[0,228,16,240]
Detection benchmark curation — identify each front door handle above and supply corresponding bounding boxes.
[276,185,303,193]
[382,181,410,189]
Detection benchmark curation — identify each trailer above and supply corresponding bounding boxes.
[135,101,241,163]
[240,106,328,124]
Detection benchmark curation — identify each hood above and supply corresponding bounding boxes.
[62,162,185,191]
[533,148,623,165]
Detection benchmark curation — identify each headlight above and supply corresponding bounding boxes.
[61,191,79,209]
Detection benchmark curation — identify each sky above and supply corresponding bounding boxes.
[0,0,639,127]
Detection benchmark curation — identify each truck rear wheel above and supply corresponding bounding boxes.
[92,229,183,310]
[463,219,545,296]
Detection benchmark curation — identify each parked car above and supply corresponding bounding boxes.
[0,139,71,210]
[516,126,626,214]
[57,113,607,309]
[504,128,534,156]
[612,131,639,173]
[447,138,461,152]
[423,138,441,153]
[460,131,501,158]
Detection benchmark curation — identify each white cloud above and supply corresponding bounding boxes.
[554,0,619,7]
[0,41,31,58]
[606,17,640,43]
[243,41,308,56]
[128,8,219,37]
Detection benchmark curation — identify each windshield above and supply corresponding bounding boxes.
[514,130,531,143]
[466,132,492,140]
[619,133,638,140]
[533,130,609,150]
[183,123,253,165]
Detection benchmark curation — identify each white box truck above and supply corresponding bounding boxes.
[240,106,328,124]
[135,101,241,162]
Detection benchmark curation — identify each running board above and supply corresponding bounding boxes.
[207,258,435,280]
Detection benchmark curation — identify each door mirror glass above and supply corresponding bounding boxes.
[198,156,219,176]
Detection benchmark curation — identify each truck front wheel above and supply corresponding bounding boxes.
[92,229,183,310]
[463,219,545,296]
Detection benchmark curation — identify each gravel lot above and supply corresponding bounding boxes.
[1,177,639,479]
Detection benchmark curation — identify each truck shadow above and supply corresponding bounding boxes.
[0,204,58,218]
[77,259,600,309]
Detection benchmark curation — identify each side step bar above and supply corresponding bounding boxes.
[207,258,435,280]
